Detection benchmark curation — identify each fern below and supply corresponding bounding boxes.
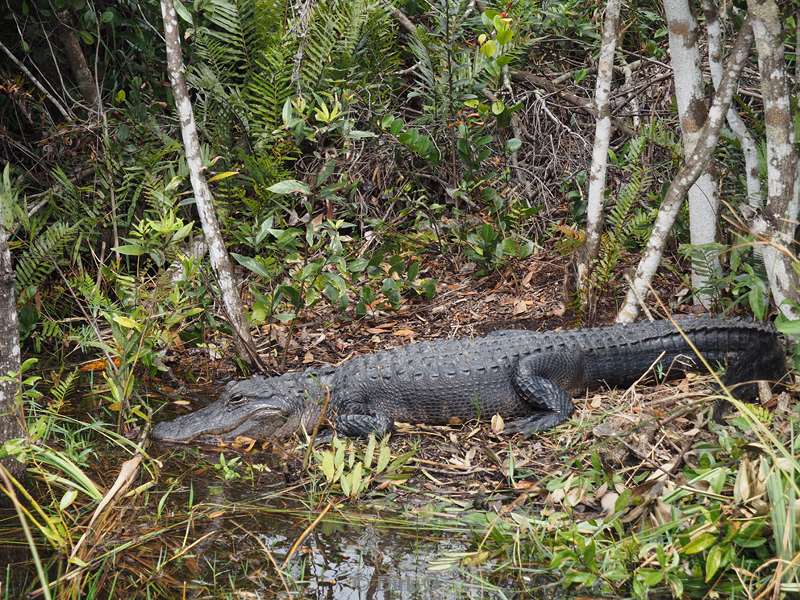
[15,221,77,298]
[584,127,659,298]
[50,370,79,407]
[245,44,294,140]
[190,0,383,146]
[195,0,256,78]
[607,169,646,232]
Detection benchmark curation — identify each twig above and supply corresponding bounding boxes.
[0,40,70,119]
[282,501,334,568]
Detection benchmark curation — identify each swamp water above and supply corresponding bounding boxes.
[0,384,559,599]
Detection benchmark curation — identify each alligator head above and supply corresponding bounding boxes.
[151,370,332,444]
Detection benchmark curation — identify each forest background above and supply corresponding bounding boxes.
[1,0,800,597]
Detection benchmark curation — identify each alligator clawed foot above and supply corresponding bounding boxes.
[504,412,568,437]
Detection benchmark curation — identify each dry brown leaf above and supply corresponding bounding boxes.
[302,351,314,364]
[512,300,528,316]
[393,328,416,337]
[513,480,540,491]
[491,413,505,433]
[232,436,257,451]
[522,268,536,287]
[70,455,142,560]
[600,491,619,515]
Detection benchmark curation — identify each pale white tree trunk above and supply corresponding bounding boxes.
[617,17,754,322]
[664,0,720,305]
[577,0,622,291]
[747,0,800,319]
[160,0,260,366]
[703,0,762,215]
[0,173,25,476]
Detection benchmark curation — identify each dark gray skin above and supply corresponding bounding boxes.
[152,369,336,444]
[152,317,786,444]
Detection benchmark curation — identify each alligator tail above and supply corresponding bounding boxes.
[673,317,788,422]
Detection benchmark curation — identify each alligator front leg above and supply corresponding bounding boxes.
[504,351,583,436]
[333,413,394,438]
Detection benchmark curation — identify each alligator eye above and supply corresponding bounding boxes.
[228,392,245,406]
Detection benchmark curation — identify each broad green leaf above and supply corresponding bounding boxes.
[776,315,800,336]
[59,488,78,510]
[267,180,311,195]
[207,171,238,183]
[231,253,272,279]
[497,28,512,45]
[705,545,722,581]
[376,443,391,473]
[340,471,351,496]
[350,462,363,498]
[171,222,193,242]
[112,315,141,331]
[682,533,717,555]
[505,138,522,153]
[637,568,663,586]
[480,39,498,58]
[114,244,145,256]
[173,0,193,25]
[364,435,376,469]
[321,451,335,483]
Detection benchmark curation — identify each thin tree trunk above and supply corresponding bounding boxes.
[59,12,99,110]
[796,6,800,92]
[290,0,315,94]
[703,0,762,215]
[617,17,754,322]
[746,0,800,319]
[160,0,261,367]
[577,0,622,291]
[0,185,25,476]
[664,0,721,305]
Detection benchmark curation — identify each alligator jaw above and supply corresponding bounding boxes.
[151,404,285,444]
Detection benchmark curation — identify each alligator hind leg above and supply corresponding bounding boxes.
[504,352,582,437]
[333,413,394,438]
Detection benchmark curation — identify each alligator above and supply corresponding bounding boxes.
[152,317,787,444]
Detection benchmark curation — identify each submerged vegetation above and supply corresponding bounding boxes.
[0,0,799,597]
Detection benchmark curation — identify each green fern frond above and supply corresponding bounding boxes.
[15,221,78,297]
[51,370,79,406]
[245,44,294,138]
[196,0,253,74]
[607,169,646,231]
